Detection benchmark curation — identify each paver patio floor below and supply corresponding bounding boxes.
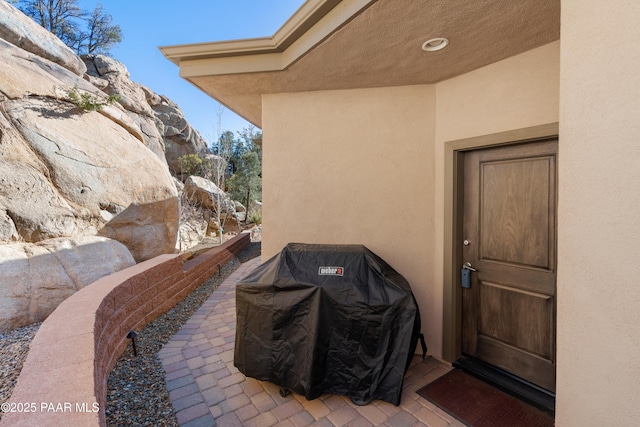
[159,257,463,427]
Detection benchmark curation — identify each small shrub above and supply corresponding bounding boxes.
[247,210,262,225]
[66,86,119,111]
[178,154,204,178]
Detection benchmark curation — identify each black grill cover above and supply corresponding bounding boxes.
[234,243,422,406]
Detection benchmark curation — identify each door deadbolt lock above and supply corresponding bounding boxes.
[463,239,470,246]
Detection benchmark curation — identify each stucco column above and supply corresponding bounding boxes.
[556,1,640,425]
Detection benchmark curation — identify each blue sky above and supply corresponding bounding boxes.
[76,1,306,143]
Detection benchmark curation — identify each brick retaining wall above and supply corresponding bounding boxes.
[0,232,250,427]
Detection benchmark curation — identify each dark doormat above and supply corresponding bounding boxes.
[416,369,554,427]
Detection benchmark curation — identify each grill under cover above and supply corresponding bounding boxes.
[234,243,422,406]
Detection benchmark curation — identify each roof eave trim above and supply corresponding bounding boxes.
[159,0,376,75]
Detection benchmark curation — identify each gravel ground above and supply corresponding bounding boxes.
[0,242,260,425]
[105,242,261,427]
[0,322,41,422]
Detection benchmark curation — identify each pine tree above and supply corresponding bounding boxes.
[18,0,122,55]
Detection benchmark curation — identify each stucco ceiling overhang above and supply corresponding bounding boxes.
[160,0,560,128]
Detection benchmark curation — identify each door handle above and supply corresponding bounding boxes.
[461,262,476,288]
[463,262,476,272]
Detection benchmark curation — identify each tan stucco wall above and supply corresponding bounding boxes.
[262,85,438,348]
[261,42,560,359]
[434,41,560,143]
[556,1,640,425]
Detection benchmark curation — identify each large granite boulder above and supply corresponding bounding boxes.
[1,94,179,260]
[0,2,179,261]
[151,96,209,174]
[0,2,235,332]
[183,176,241,234]
[0,0,86,76]
[83,55,165,159]
[178,204,209,253]
[183,176,236,213]
[83,54,209,172]
[0,236,135,332]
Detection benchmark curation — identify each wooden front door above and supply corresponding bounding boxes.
[461,139,557,392]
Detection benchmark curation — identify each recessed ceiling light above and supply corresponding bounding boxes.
[422,37,449,52]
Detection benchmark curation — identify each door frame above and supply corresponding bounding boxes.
[442,122,559,363]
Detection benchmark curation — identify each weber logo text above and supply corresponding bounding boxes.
[318,266,344,276]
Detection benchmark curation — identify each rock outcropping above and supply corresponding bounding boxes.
[0,237,135,331]
[83,54,209,173]
[0,2,211,330]
[153,97,209,174]
[183,176,241,234]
